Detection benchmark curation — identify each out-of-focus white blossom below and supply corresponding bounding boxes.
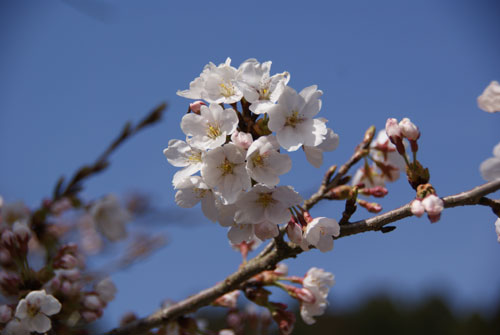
[219,330,235,335]
[300,267,334,325]
[163,139,203,188]
[0,304,12,323]
[181,103,238,150]
[201,144,250,204]
[267,86,327,151]
[1,201,30,226]
[477,80,500,113]
[351,165,387,188]
[177,58,243,104]
[480,142,500,181]
[90,194,131,242]
[15,290,61,333]
[2,319,30,335]
[246,135,292,186]
[371,131,406,171]
[235,59,290,114]
[174,176,218,222]
[95,277,117,303]
[303,217,340,252]
[254,220,280,240]
[235,185,302,225]
[385,118,401,141]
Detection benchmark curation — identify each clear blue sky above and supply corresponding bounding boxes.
[1,0,499,328]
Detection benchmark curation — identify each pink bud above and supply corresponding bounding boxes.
[231,131,253,149]
[272,309,295,335]
[189,101,206,114]
[81,311,99,323]
[0,305,12,323]
[59,254,78,269]
[296,288,316,304]
[422,194,444,223]
[385,118,402,141]
[286,221,303,245]
[12,222,31,243]
[410,199,425,217]
[399,118,420,141]
[1,231,15,250]
[83,294,103,310]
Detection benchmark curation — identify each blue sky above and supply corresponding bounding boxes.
[1,0,499,328]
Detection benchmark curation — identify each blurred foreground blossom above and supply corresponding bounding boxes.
[478,80,500,113]
[90,194,131,241]
[480,142,500,181]
[14,290,61,333]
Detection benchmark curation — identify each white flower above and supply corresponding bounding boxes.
[235,185,302,225]
[246,135,292,186]
[95,277,117,303]
[495,218,500,243]
[181,103,238,150]
[0,304,12,323]
[90,194,131,242]
[303,127,339,168]
[303,217,340,252]
[303,267,335,297]
[351,165,387,188]
[177,58,243,104]
[480,142,500,181]
[478,80,500,113]
[235,59,290,114]
[1,201,30,225]
[201,144,251,204]
[267,86,327,151]
[371,130,406,171]
[219,330,235,335]
[15,290,61,333]
[174,176,218,222]
[299,267,334,325]
[163,139,203,188]
[2,319,30,335]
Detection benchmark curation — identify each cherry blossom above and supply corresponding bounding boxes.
[177,58,243,104]
[95,277,117,303]
[163,139,203,188]
[15,290,61,333]
[201,144,251,204]
[480,142,500,181]
[300,267,335,325]
[90,194,131,242]
[477,80,500,113]
[303,217,340,252]
[245,135,292,186]
[230,131,253,149]
[495,218,500,243]
[174,176,218,222]
[181,103,238,150]
[235,58,290,114]
[303,127,340,168]
[267,85,327,151]
[235,185,302,226]
[303,267,335,297]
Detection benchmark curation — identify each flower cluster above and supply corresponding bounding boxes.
[165,58,339,244]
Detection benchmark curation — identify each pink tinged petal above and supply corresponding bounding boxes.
[317,236,334,252]
[228,224,254,244]
[15,300,28,319]
[40,295,61,315]
[201,193,218,222]
[304,146,323,168]
[287,222,303,245]
[410,200,425,217]
[28,313,52,333]
[254,221,279,240]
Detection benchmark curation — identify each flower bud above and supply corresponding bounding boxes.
[422,194,444,223]
[410,199,425,217]
[286,221,303,245]
[12,221,31,244]
[399,118,420,141]
[83,294,103,310]
[231,131,253,149]
[271,308,295,335]
[296,288,316,304]
[357,199,382,213]
[0,304,12,323]
[96,277,117,303]
[385,118,401,141]
[189,101,206,114]
[81,311,99,323]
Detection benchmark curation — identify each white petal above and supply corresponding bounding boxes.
[480,157,500,181]
[304,146,323,168]
[227,224,254,244]
[201,193,218,222]
[276,126,304,151]
[28,313,51,333]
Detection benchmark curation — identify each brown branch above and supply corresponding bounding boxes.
[105,178,500,335]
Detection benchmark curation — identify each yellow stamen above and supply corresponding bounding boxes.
[219,158,235,176]
[188,151,202,163]
[220,82,234,98]
[251,153,265,167]
[207,123,221,139]
[256,192,276,208]
[194,188,208,199]
[284,111,303,128]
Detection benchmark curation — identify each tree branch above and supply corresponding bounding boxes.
[105,178,500,335]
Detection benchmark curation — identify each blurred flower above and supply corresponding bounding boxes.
[495,218,500,243]
[95,277,117,303]
[477,80,500,113]
[480,142,500,181]
[90,194,131,242]
[15,290,61,333]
